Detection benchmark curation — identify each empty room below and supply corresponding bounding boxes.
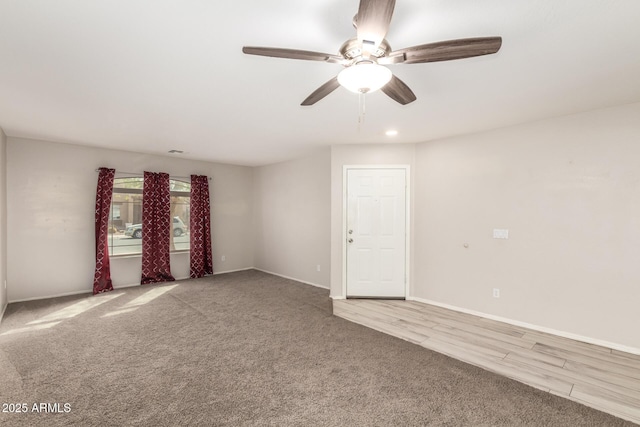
[1,0,639,425]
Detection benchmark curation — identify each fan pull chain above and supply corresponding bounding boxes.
[358,92,367,131]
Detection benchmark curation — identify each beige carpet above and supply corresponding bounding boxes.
[0,270,633,426]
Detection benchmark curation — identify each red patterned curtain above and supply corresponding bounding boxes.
[190,175,213,278]
[141,171,175,284]
[93,167,115,294]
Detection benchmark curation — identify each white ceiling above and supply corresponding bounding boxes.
[1,0,639,166]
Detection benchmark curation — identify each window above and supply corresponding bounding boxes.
[108,177,191,256]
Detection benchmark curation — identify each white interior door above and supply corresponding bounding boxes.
[346,168,407,298]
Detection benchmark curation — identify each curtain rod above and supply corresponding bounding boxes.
[95,169,211,181]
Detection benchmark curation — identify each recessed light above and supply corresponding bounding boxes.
[385,130,398,137]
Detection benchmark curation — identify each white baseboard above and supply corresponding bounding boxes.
[6,268,323,304]
[408,296,640,356]
[213,267,254,275]
[10,289,93,303]
[253,268,329,290]
[112,282,142,290]
[5,270,253,304]
[10,276,193,303]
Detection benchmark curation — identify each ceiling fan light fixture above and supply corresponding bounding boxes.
[243,2,502,106]
[337,62,392,94]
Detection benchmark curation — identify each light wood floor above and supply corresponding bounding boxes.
[333,299,640,425]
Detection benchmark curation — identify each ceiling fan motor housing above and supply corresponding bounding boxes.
[340,37,391,62]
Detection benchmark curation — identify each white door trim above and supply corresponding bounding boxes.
[342,165,411,299]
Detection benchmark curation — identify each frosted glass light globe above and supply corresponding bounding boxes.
[338,62,392,94]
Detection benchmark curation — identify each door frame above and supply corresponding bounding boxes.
[342,165,411,299]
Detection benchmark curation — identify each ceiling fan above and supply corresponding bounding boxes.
[242,0,502,106]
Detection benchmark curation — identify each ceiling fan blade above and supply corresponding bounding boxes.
[381,75,416,105]
[392,37,502,64]
[356,0,396,48]
[301,77,341,106]
[242,47,346,64]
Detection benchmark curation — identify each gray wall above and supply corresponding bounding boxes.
[0,128,6,317]
[253,148,331,288]
[412,102,640,350]
[7,137,254,301]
